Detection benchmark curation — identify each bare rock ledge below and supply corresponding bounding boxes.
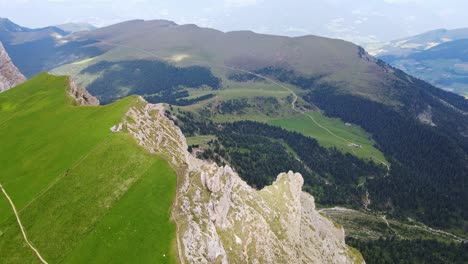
[111,97,365,264]
[0,41,26,93]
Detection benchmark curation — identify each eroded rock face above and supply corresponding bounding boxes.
[418,105,436,127]
[68,78,99,106]
[113,97,364,264]
[0,41,26,92]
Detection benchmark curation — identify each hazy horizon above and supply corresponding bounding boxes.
[1,0,468,44]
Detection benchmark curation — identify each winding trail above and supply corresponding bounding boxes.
[0,136,112,263]
[97,40,389,168]
[0,183,48,264]
[412,222,466,242]
[381,215,402,239]
[321,207,465,242]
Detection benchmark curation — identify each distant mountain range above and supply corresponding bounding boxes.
[0,17,96,34]
[55,22,96,33]
[0,17,100,78]
[365,28,468,97]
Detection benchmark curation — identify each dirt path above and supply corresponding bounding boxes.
[0,136,111,263]
[221,64,390,169]
[0,183,48,264]
[412,222,466,242]
[381,215,402,238]
[321,207,465,242]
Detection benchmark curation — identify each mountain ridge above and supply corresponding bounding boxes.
[55,22,97,33]
[365,27,468,57]
[0,73,364,263]
[365,28,468,96]
[44,18,468,233]
[116,94,364,263]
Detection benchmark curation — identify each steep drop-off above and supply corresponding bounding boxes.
[111,97,364,263]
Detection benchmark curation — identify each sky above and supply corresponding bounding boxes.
[1,0,467,44]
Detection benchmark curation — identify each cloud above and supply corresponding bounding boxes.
[383,0,422,4]
[224,0,259,8]
[159,8,169,17]
[285,26,311,35]
[437,8,456,18]
[0,0,31,3]
[325,17,379,44]
[354,17,368,24]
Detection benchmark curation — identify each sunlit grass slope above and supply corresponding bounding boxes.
[0,73,177,263]
[269,112,387,163]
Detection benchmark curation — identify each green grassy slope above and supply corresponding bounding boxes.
[269,112,387,163]
[0,73,177,263]
[50,39,386,163]
[64,159,177,264]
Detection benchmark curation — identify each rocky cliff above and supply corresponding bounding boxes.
[0,41,25,92]
[112,97,364,264]
[67,78,99,105]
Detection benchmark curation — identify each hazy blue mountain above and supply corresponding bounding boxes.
[55,22,97,33]
[0,18,102,78]
[366,28,468,57]
[366,29,468,97]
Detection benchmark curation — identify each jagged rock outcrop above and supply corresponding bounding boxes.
[112,97,364,264]
[67,78,99,105]
[417,106,436,126]
[0,41,26,92]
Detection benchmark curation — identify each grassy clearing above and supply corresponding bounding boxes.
[0,73,177,263]
[181,85,386,163]
[182,80,385,163]
[72,57,95,65]
[320,208,463,242]
[182,81,291,102]
[186,135,216,147]
[269,112,387,163]
[216,82,290,100]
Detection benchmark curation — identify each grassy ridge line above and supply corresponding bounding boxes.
[0,73,136,224]
[0,74,177,263]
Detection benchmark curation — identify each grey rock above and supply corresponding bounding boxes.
[0,41,26,93]
[67,78,99,106]
[116,98,365,264]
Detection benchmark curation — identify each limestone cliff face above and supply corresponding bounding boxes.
[67,78,99,106]
[114,97,364,264]
[0,41,26,92]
